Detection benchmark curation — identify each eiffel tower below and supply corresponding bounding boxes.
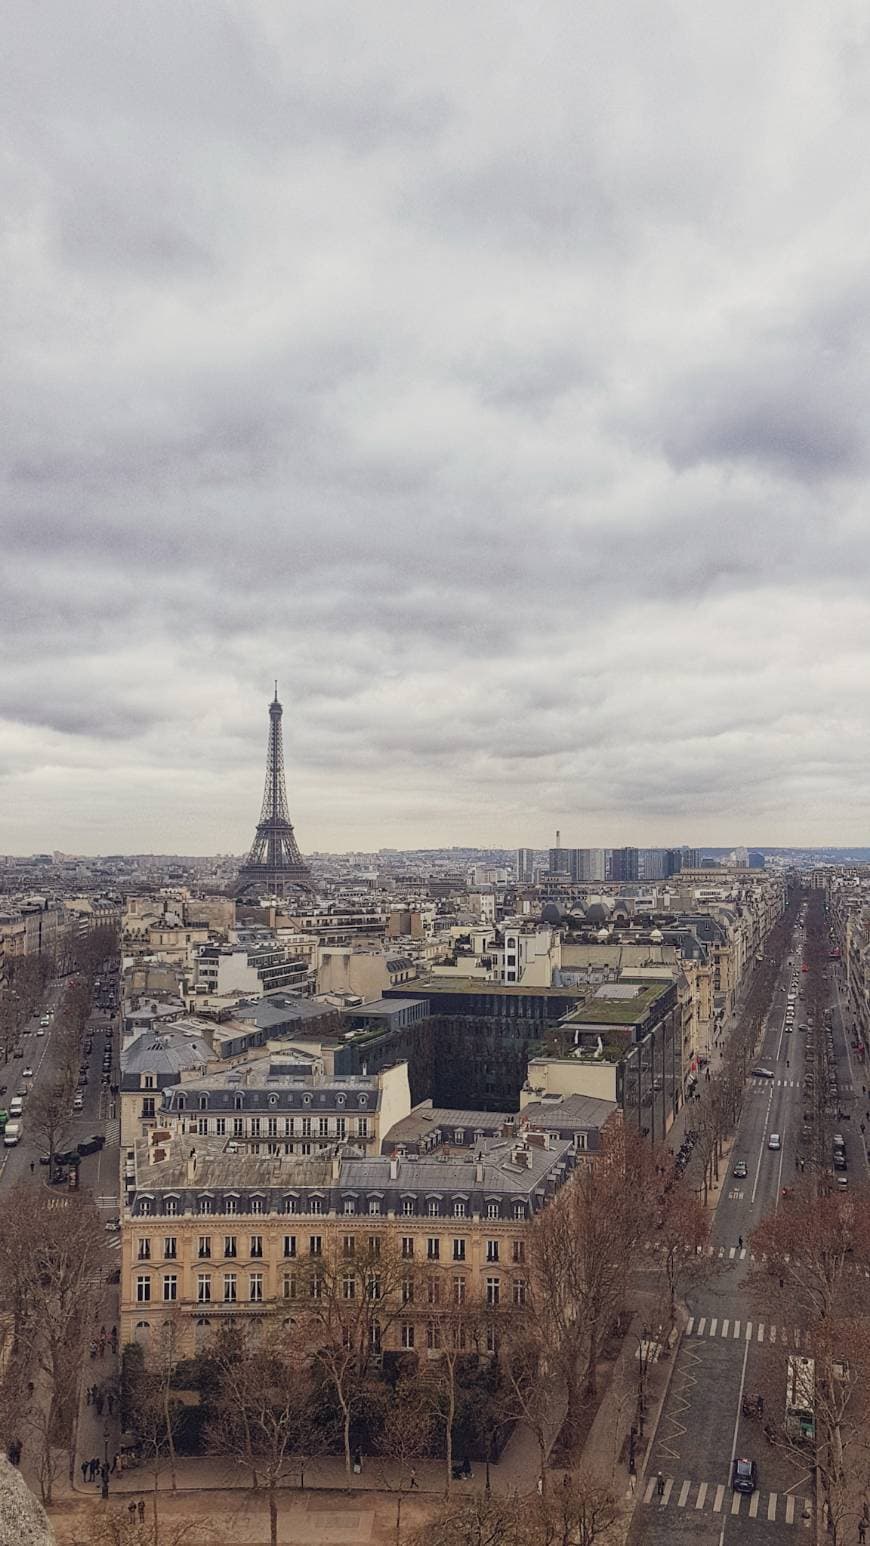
[236,685,314,896]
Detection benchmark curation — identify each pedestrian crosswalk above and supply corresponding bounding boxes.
[685,1315,806,1347]
[105,1235,120,1251]
[641,1473,811,1527]
[750,1077,800,1088]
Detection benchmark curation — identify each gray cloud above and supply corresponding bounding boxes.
[2,0,870,852]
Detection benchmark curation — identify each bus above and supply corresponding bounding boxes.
[785,1355,815,1441]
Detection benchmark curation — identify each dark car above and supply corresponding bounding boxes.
[751,1067,775,1079]
[77,1134,106,1157]
[732,1160,748,1178]
[732,1457,757,1494]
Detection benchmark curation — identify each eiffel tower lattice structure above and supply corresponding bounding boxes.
[236,685,314,897]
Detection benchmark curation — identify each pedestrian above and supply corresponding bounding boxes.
[409,1466,418,1489]
[87,1458,95,1482]
[29,1161,34,1174]
[80,1460,88,1484]
[112,1452,119,1474]
[86,1386,91,1406]
[629,1471,638,1494]
[738,1236,744,1250]
[95,1393,104,1417]
[138,1499,145,1524]
[107,1392,114,1416]
[128,1501,137,1523]
[656,1470,665,1498]
[859,1520,866,1545]
[757,1394,764,1416]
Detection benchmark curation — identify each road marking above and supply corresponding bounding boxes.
[695,1482,707,1509]
[768,1492,778,1521]
[661,1479,673,1506]
[644,1478,655,1503]
[745,1322,753,1340]
[697,1317,706,1335]
[728,1247,736,1260]
[739,1248,747,1259]
[733,1320,741,1338]
[709,1318,717,1336]
[686,1316,694,1335]
[731,1491,741,1514]
[758,1323,764,1342]
[721,1319,729,1337]
[713,1483,724,1512]
[677,1480,690,1508]
[786,1496,795,1524]
[770,1325,777,1343]
[749,1492,759,1518]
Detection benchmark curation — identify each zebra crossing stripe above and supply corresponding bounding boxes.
[733,1320,741,1338]
[758,1323,764,1343]
[731,1491,741,1515]
[709,1318,717,1336]
[739,1248,747,1259]
[770,1325,777,1343]
[721,1319,729,1337]
[768,1493,778,1521]
[661,1479,673,1506]
[644,1478,656,1504]
[686,1316,695,1335]
[713,1484,725,1513]
[746,1322,753,1340]
[786,1496,795,1524]
[749,1493,760,1518]
[695,1482,707,1509]
[697,1317,706,1335]
[677,1481,690,1508]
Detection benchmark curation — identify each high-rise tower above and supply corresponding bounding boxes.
[236,685,314,897]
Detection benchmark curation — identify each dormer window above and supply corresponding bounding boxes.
[199,1096,208,1110]
[177,1096,185,1112]
[268,1094,278,1107]
[359,1095,368,1107]
[234,1095,243,1110]
[143,1073,155,1090]
[336,1093,346,1107]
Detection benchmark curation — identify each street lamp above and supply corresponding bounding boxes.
[101,1420,110,1499]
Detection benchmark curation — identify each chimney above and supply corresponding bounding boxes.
[186,1147,197,1183]
[390,1154,399,1181]
[475,1153,484,1183]
[332,1152,341,1181]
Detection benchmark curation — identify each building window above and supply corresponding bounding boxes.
[141,1098,155,1119]
[513,1202,526,1220]
[267,1117,277,1138]
[197,1117,208,1136]
[357,1117,368,1139]
[426,1237,440,1261]
[512,1240,525,1265]
[283,1272,297,1300]
[454,1130,465,1145]
[250,1235,263,1259]
[309,1198,322,1216]
[198,1197,212,1215]
[198,1236,211,1259]
[143,1074,155,1090]
[453,1275,466,1306]
[138,1200,152,1216]
[402,1199,415,1216]
[486,1201,500,1220]
[427,1322,441,1351]
[284,1198,297,1215]
[162,1275,177,1303]
[342,1275,356,1301]
[453,1200,466,1218]
[486,1277,500,1308]
[428,1200,440,1218]
[452,1239,466,1262]
[402,1277,414,1305]
[233,1118,244,1137]
[401,1322,415,1350]
[336,1117,346,1139]
[368,1199,381,1216]
[197,1274,211,1303]
[249,1274,263,1303]
[137,1239,150,1261]
[319,1117,329,1137]
[485,1324,497,1354]
[401,1236,414,1260]
[486,1240,499,1263]
[301,1117,312,1138]
[136,1276,151,1304]
[163,1237,177,1260]
[250,1198,264,1215]
[250,1118,261,1138]
[343,1199,356,1215]
[223,1274,237,1303]
[164,1198,178,1217]
[309,1274,323,1300]
[224,1236,237,1259]
[225,1198,237,1216]
[215,1117,226,1136]
[427,1278,440,1306]
[309,1236,322,1257]
[513,1279,527,1307]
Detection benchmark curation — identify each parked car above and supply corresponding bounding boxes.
[752,1067,775,1079]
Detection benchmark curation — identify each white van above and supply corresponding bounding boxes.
[3,1121,21,1146]
[8,1097,23,1119]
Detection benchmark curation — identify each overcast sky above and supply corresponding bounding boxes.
[3,1,870,856]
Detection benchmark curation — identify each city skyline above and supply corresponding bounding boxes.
[4,3,870,852]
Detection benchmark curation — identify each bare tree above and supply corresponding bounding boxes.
[406,1490,524,1546]
[26,1073,75,1181]
[207,1320,316,1546]
[653,1182,712,1329]
[296,1231,406,1478]
[526,1470,620,1546]
[375,1375,430,1545]
[498,1323,561,1498]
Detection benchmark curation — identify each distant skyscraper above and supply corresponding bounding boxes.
[236,686,314,897]
[516,848,537,884]
[638,848,666,880]
[681,847,702,869]
[576,848,606,881]
[612,846,639,883]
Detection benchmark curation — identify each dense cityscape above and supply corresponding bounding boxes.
[5,5,870,1546]
[1,689,869,1546]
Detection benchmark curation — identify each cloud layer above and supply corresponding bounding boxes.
[3,0,870,853]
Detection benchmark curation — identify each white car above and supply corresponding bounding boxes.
[768,1133,782,1150]
[35,1027,45,1037]
[73,1094,83,1111]
[22,1066,33,1079]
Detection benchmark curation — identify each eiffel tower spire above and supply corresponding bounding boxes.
[236,685,314,896]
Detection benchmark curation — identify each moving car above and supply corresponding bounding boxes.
[35,1026,45,1036]
[752,1067,775,1079]
[3,1121,21,1147]
[768,1133,782,1150]
[8,1097,23,1118]
[72,1093,83,1111]
[733,1160,748,1178]
[732,1457,758,1494]
[22,1066,33,1079]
